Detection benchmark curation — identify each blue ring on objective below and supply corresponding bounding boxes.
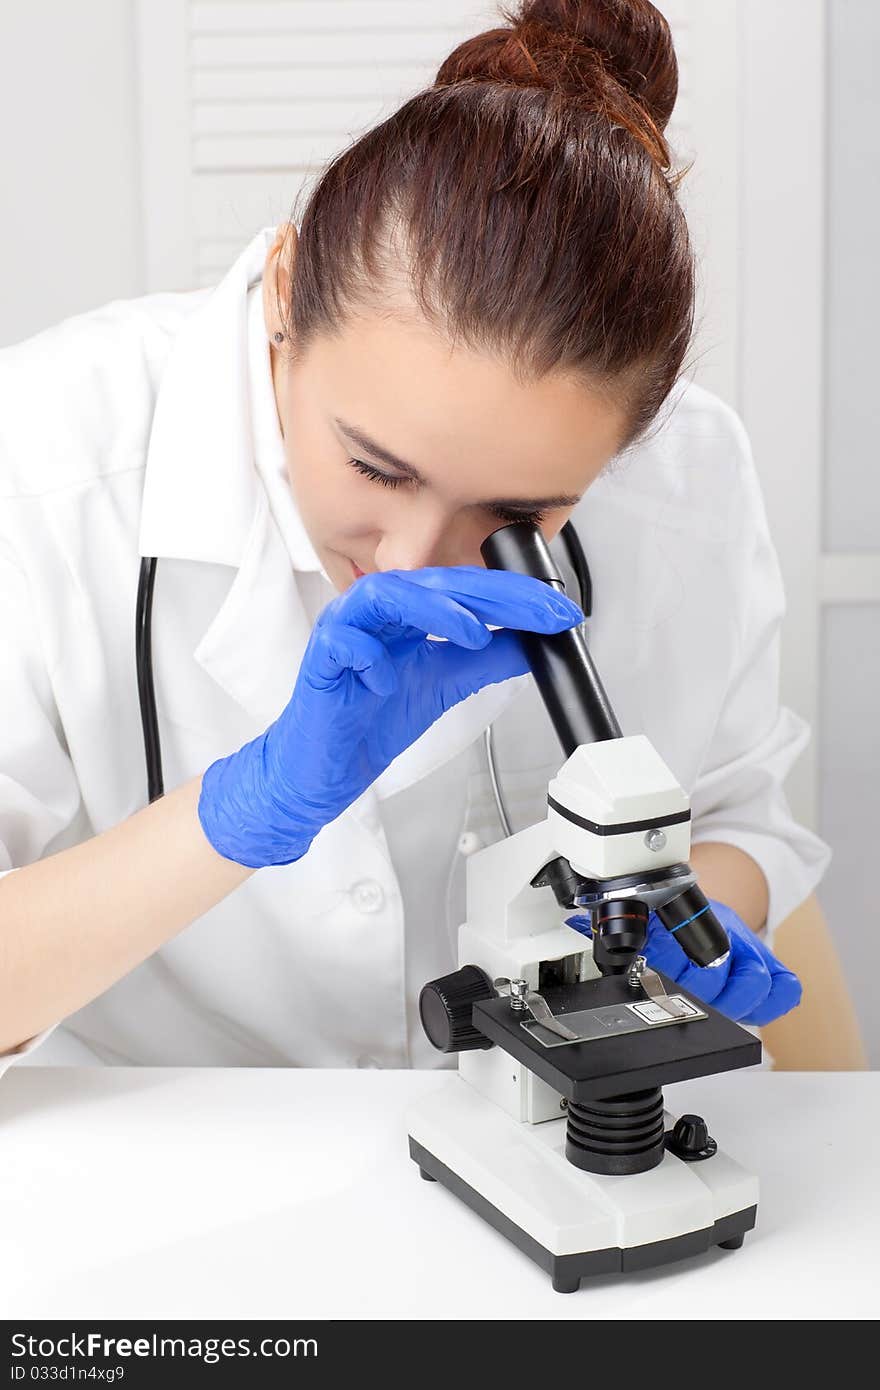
[668,903,711,934]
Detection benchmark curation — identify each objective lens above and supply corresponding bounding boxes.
[593,899,649,975]
[655,885,729,968]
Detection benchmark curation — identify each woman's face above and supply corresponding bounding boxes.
[263,227,629,594]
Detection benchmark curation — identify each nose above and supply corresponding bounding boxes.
[374,507,463,572]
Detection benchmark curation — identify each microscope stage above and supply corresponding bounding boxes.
[473,972,761,1103]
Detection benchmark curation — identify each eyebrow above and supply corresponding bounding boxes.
[334,417,582,512]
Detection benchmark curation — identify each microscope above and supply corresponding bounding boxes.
[407,522,761,1293]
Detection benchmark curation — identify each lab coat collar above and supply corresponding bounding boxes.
[136,225,327,727]
[192,487,318,728]
[138,225,322,575]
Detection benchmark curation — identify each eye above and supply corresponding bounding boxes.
[487,504,548,528]
[348,458,408,489]
[348,456,549,527]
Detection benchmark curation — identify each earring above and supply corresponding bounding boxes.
[273,331,284,343]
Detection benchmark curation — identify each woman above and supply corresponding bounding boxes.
[0,0,835,1072]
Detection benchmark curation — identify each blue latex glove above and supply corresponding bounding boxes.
[198,565,582,868]
[565,899,801,1026]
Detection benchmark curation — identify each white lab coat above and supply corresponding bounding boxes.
[0,226,831,1075]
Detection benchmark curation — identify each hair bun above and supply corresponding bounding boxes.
[436,0,678,149]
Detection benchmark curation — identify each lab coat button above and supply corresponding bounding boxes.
[351,878,385,913]
[457,832,483,857]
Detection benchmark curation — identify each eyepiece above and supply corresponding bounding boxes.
[481,521,621,753]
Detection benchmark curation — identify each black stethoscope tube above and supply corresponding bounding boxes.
[135,522,593,808]
[136,556,165,804]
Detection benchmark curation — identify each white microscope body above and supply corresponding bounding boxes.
[407,732,760,1292]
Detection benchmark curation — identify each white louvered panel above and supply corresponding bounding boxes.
[194,99,406,133]
[193,66,437,100]
[196,133,379,168]
[192,77,441,170]
[193,63,435,99]
[191,31,473,67]
[190,2,494,33]
[191,0,691,26]
[192,169,319,283]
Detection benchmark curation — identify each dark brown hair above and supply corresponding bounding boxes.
[280,0,696,453]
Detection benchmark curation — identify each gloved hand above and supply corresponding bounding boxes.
[565,898,801,1026]
[198,565,583,868]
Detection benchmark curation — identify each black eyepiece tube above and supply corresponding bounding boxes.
[481,522,621,755]
[655,884,730,968]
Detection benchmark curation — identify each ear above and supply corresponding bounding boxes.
[262,223,298,343]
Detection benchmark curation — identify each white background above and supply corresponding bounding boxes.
[0,1,876,1059]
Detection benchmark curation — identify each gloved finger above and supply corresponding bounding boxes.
[641,917,694,985]
[410,628,532,710]
[306,623,399,696]
[375,564,581,631]
[385,631,431,663]
[709,932,772,1021]
[671,953,733,1006]
[740,968,802,1026]
[330,573,495,649]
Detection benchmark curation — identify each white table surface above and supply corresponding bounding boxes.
[0,1067,876,1320]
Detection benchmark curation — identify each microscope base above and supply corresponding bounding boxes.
[407,1076,758,1293]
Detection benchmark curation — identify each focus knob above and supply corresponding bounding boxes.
[419,966,496,1053]
[665,1113,718,1162]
